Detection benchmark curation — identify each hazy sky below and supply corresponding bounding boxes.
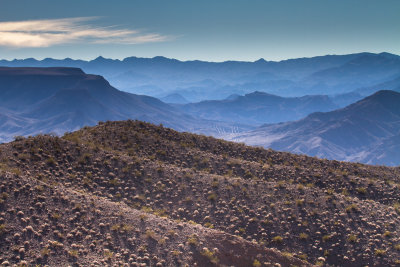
[0,0,399,61]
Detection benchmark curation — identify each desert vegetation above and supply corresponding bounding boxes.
[0,120,399,266]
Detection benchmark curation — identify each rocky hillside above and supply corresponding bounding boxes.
[1,120,400,266]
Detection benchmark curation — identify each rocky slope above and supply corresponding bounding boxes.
[0,120,399,266]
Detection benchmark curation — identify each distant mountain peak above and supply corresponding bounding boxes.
[369,89,400,97]
[357,90,400,113]
[244,91,277,98]
[225,94,241,100]
[160,93,189,104]
[152,56,179,63]
[93,56,110,62]
[246,90,268,95]
[354,90,400,107]
[152,56,168,60]
[255,58,267,63]
[379,52,400,59]
[348,52,400,65]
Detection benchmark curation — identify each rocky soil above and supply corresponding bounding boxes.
[0,120,399,266]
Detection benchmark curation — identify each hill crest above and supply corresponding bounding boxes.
[0,120,399,266]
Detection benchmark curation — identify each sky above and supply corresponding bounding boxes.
[0,0,399,62]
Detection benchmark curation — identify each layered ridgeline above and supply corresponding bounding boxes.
[175,91,338,125]
[0,67,247,143]
[0,120,399,266]
[229,90,400,166]
[1,52,399,102]
[1,67,399,166]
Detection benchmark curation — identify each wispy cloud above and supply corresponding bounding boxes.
[0,17,171,48]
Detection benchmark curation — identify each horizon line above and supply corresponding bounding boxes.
[0,51,398,64]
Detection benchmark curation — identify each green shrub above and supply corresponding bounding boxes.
[201,248,219,264]
[356,187,367,195]
[347,234,357,243]
[374,249,385,256]
[299,233,308,240]
[253,259,261,267]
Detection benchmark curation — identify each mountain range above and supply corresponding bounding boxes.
[1,52,399,102]
[229,90,400,166]
[1,65,400,166]
[175,91,338,125]
[0,67,248,143]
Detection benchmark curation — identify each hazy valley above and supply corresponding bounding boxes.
[1,53,400,166]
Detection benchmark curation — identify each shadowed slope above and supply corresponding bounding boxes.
[230,90,400,165]
[0,67,250,142]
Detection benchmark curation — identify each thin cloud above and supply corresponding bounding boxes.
[0,17,171,48]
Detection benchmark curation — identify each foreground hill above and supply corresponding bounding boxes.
[0,67,247,142]
[176,91,338,125]
[0,120,399,266]
[229,90,400,166]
